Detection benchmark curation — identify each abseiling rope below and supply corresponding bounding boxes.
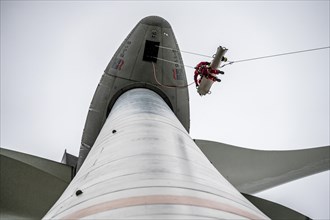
[152,62,195,88]
[156,45,330,68]
[156,45,213,59]
[109,46,329,90]
[152,56,195,69]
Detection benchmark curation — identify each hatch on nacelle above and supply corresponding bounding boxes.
[143,40,160,62]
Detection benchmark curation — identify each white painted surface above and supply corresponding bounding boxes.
[43,89,268,219]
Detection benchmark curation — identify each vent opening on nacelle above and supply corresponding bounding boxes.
[143,40,160,62]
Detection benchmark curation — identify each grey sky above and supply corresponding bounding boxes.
[1,1,329,219]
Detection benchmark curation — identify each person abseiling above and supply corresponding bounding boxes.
[194,61,224,87]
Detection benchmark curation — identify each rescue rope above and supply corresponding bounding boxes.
[156,45,330,69]
[220,46,330,68]
[151,62,195,88]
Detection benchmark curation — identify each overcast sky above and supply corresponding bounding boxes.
[1,1,329,219]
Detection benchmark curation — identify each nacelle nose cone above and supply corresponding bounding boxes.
[139,16,171,28]
[77,16,190,171]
